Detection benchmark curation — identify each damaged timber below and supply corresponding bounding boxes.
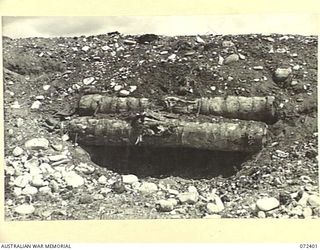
[68,113,268,153]
[78,94,276,123]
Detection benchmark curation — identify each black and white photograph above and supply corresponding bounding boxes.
[2,15,319,221]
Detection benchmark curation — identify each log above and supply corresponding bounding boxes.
[78,94,276,122]
[78,95,154,115]
[68,114,268,152]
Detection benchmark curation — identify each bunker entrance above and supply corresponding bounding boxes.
[81,145,251,179]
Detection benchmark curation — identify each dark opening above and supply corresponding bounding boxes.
[81,145,251,179]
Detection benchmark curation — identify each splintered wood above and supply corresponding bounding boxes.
[68,114,267,152]
[78,94,276,122]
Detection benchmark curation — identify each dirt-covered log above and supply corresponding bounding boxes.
[164,96,276,122]
[78,94,276,122]
[68,115,268,152]
[78,95,154,115]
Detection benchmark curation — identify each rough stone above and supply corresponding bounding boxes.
[83,77,95,85]
[297,192,310,207]
[75,163,95,174]
[258,211,266,218]
[13,146,24,157]
[48,154,68,162]
[39,163,54,174]
[224,54,239,65]
[24,158,40,170]
[119,89,130,97]
[256,197,280,211]
[157,199,177,212]
[14,204,35,215]
[138,182,158,194]
[122,174,139,184]
[31,175,47,187]
[16,118,24,127]
[188,186,198,193]
[308,195,320,207]
[52,144,63,151]
[177,192,199,204]
[13,175,31,188]
[25,138,49,150]
[222,40,235,47]
[207,200,224,214]
[98,175,108,184]
[303,207,313,218]
[22,186,38,195]
[13,187,22,196]
[31,100,42,109]
[273,68,292,82]
[63,171,84,188]
[39,186,51,194]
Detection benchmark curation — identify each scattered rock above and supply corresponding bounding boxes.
[12,146,24,157]
[52,144,63,151]
[31,175,46,187]
[48,154,68,162]
[275,150,289,158]
[279,192,292,205]
[79,194,93,204]
[302,207,313,218]
[122,174,139,184]
[257,211,266,218]
[290,205,303,216]
[157,199,177,212]
[13,187,22,196]
[11,101,20,109]
[298,192,310,207]
[24,158,39,170]
[253,66,264,70]
[93,194,104,200]
[196,36,205,43]
[13,175,31,188]
[63,171,84,188]
[98,175,107,185]
[177,192,199,204]
[168,189,179,195]
[83,77,95,85]
[43,85,51,91]
[39,186,51,194]
[25,138,49,150]
[138,182,158,194]
[111,180,126,194]
[256,197,280,211]
[39,163,54,174]
[61,134,69,141]
[238,53,246,60]
[308,195,320,207]
[129,85,137,92]
[119,89,130,97]
[224,54,239,65]
[188,186,198,193]
[16,118,24,127]
[222,40,234,47]
[82,46,90,52]
[31,101,42,109]
[22,186,38,195]
[273,67,292,83]
[75,163,95,174]
[124,39,136,45]
[14,204,35,215]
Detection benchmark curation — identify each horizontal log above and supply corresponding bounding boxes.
[68,115,268,152]
[78,94,276,122]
